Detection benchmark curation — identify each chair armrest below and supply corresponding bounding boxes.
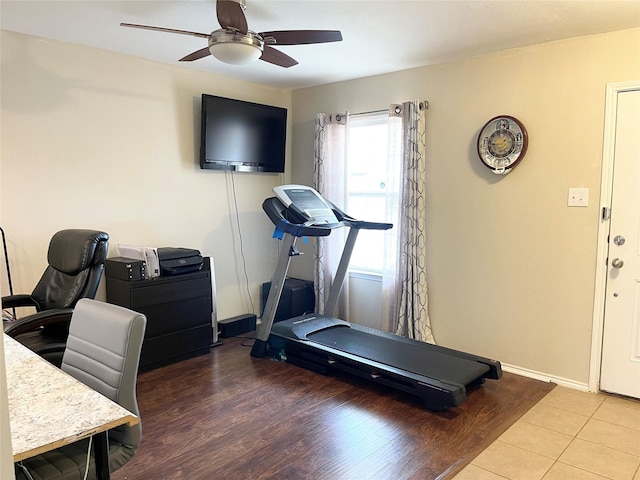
[2,294,40,310]
[3,308,74,337]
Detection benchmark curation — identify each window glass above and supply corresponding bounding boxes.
[346,113,400,273]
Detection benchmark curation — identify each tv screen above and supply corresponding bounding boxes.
[200,94,287,173]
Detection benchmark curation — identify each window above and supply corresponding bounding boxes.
[345,112,401,274]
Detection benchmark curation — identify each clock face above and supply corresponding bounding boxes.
[477,116,528,174]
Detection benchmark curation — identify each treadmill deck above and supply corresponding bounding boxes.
[269,315,501,410]
[309,326,490,386]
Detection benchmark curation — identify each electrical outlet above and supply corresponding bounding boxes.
[568,188,589,207]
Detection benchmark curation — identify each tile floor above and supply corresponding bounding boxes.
[454,386,640,480]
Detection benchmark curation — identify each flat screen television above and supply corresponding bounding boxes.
[200,94,287,173]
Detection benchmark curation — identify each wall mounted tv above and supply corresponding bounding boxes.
[200,94,287,173]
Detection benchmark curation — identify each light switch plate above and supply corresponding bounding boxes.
[568,188,589,207]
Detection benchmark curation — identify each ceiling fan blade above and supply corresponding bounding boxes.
[260,45,298,68]
[120,23,209,39]
[216,0,248,34]
[180,47,212,62]
[259,30,343,45]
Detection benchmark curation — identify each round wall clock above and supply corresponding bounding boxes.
[477,115,528,175]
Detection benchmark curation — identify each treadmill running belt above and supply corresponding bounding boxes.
[308,326,490,386]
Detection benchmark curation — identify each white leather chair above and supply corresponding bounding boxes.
[15,299,146,480]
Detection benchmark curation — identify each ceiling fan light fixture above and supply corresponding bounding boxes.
[208,30,263,65]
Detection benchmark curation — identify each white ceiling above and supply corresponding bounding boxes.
[1,0,639,90]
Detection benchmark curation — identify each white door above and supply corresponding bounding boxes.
[600,87,640,398]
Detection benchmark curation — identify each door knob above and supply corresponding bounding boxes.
[613,235,626,246]
[611,258,624,268]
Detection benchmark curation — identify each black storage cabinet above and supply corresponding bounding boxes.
[106,257,214,372]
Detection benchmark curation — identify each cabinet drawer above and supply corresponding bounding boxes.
[140,324,212,368]
[140,296,212,337]
[131,275,211,307]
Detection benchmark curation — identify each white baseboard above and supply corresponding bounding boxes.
[501,363,591,393]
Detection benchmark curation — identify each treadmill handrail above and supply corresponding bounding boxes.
[275,219,333,238]
[342,218,393,231]
[328,201,393,231]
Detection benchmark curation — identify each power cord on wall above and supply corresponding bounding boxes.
[227,172,289,347]
[229,171,256,316]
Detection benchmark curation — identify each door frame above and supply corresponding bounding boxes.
[589,80,640,392]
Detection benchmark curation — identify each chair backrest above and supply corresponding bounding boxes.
[61,298,146,469]
[31,229,109,311]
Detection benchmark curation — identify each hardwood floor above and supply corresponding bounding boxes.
[112,335,555,480]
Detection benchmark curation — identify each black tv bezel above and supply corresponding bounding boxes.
[199,94,287,173]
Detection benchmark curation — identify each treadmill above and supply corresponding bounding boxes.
[251,185,502,411]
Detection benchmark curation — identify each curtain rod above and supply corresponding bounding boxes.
[350,108,388,117]
[350,100,429,117]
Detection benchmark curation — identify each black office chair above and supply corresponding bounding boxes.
[14,298,147,480]
[3,229,109,366]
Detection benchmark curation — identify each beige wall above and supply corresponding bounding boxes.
[1,30,292,320]
[291,28,640,386]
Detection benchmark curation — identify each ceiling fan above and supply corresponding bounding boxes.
[120,0,343,68]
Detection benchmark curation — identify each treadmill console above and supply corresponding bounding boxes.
[273,185,340,226]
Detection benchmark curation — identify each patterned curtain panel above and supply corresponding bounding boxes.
[313,104,432,343]
[313,113,349,318]
[386,100,434,343]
